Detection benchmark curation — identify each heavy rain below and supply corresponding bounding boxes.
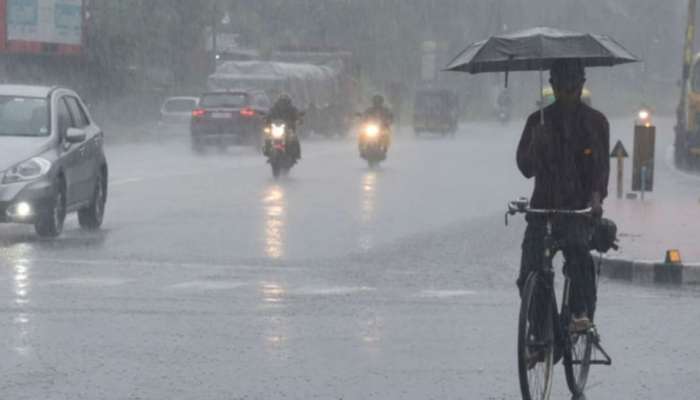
[0,1,698,399]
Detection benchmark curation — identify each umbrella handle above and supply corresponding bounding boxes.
[539,68,545,125]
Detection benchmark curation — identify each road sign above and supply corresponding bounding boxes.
[611,140,629,158]
[610,140,629,199]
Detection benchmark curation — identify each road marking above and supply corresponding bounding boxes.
[25,257,305,272]
[417,289,478,298]
[293,286,375,296]
[110,177,146,186]
[166,280,247,290]
[44,277,131,287]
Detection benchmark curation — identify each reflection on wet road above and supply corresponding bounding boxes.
[0,122,698,399]
[359,170,378,251]
[262,184,287,259]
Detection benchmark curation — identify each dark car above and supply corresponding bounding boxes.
[0,85,108,237]
[190,90,270,152]
[413,88,459,137]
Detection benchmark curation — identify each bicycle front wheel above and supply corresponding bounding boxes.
[518,273,555,400]
[563,315,593,395]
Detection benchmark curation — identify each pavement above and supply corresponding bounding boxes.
[0,119,698,399]
[599,117,700,284]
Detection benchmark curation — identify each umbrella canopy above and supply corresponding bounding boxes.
[445,27,639,74]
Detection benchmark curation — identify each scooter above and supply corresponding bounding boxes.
[263,119,300,179]
[358,119,389,168]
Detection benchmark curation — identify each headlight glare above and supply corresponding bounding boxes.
[365,124,380,137]
[271,124,286,139]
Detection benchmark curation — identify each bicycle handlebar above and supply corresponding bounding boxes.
[505,198,592,225]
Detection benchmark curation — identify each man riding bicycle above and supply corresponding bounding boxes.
[516,59,610,332]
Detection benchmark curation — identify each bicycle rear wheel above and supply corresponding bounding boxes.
[518,273,555,400]
[563,314,593,395]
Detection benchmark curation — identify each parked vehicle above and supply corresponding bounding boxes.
[190,90,270,153]
[159,96,199,127]
[0,85,108,237]
[413,88,459,136]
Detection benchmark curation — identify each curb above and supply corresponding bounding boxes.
[595,255,700,285]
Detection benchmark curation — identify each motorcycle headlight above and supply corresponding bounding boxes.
[364,124,380,138]
[2,157,52,184]
[271,124,286,139]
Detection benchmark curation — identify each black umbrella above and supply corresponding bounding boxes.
[446,27,639,73]
[445,27,639,122]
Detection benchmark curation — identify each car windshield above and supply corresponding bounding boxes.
[0,96,49,137]
[200,93,247,108]
[164,98,197,112]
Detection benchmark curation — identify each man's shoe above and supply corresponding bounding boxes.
[526,349,546,370]
[569,315,593,333]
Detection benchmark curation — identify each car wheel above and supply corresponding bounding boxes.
[78,170,107,230]
[35,180,66,238]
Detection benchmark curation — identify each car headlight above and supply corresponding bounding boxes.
[271,124,286,139]
[2,157,52,184]
[364,124,380,138]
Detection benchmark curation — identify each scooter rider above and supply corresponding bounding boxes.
[362,95,394,148]
[266,94,302,159]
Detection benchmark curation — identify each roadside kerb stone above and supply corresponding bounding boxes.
[596,255,700,285]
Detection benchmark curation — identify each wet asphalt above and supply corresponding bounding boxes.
[0,120,698,399]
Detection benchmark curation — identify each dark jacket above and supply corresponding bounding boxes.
[268,100,302,131]
[517,102,610,210]
[363,105,394,128]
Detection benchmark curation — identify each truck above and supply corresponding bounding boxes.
[207,50,359,138]
[675,0,700,169]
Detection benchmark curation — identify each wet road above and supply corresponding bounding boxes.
[0,121,698,399]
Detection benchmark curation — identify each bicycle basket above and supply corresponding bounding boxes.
[591,218,618,252]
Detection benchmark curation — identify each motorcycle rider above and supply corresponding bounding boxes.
[266,93,302,160]
[516,59,610,333]
[362,94,394,149]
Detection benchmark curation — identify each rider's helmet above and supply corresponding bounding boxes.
[278,93,293,107]
[372,95,385,107]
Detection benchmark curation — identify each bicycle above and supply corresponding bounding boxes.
[505,198,612,400]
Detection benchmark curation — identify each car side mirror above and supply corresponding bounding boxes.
[66,127,86,143]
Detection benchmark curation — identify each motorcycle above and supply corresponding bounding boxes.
[358,120,389,168]
[263,119,300,179]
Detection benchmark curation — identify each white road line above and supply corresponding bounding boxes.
[293,286,375,296]
[25,257,306,272]
[43,277,131,287]
[166,280,247,290]
[417,289,478,298]
[110,177,145,186]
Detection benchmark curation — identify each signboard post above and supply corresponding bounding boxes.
[632,125,656,195]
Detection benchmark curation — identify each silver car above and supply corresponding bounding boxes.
[159,96,199,127]
[0,85,108,237]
